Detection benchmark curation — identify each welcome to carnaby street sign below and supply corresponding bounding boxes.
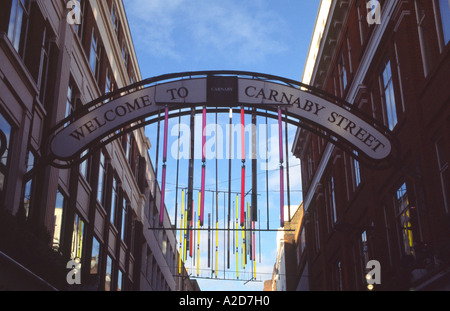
[47,71,397,168]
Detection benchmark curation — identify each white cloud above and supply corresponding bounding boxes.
[124,0,289,65]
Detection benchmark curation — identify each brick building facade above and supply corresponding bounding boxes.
[293,0,450,291]
[0,0,196,291]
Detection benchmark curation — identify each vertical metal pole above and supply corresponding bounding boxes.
[197,193,201,276]
[174,111,181,234]
[240,165,245,227]
[243,208,246,269]
[223,193,226,278]
[179,190,184,274]
[227,108,232,269]
[278,107,285,228]
[252,108,258,222]
[240,107,245,227]
[208,213,211,268]
[236,195,239,279]
[215,109,219,278]
[187,108,195,222]
[153,110,161,228]
[285,109,291,221]
[200,164,206,227]
[159,106,169,226]
[265,111,269,230]
[183,192,188,262]
[253,220,256,279]
[200,106,206,226]
[258,209,261,263]
[190,201,194,258]
[159,164,167,226]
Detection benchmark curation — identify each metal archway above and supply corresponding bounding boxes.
[46,70,398,168]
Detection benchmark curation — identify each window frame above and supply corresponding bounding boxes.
[97,150,107,205]
[111,1,120,37]
[328,175,337,227]
[71,212,86,261]
[105,255,113,291]
[393,182,416,258]
[89,28,101,81]
[121,195,129,242]
[380,59,398,131]
[110,174,119,226]
[435,135,450,213]
[338,53,348,95]
[0,109,14,207]
[74,0,86,38]
[22,148,36,219]
[434,0,450,51]
[353,152,361,189]
[90,235,101,275]
[7,0,30,57]
[52,187,68,253]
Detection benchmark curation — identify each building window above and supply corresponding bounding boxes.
[97,151,106,204]
[130,68,136,85]
[121,196,129,241]
[71,213,85,260]
[394,183,416,257]
[110,175,118,226]
[306,149,313,182]
[0,112,12,205]
[111,2,120,37]
[359,230,370,286]
[105,68,113,94]
[334,260,343,291]
[353,152,361,188]
[75,0,86,38]
[313,208,320,254]
[89,29,101,80]
[146,247,153,280]
[435,136,450,213]
[381,60,398,130]
[90,236,100,274]
[52,188,67,252]
[37,26,50,104]
[338,53,348,95]
[328,176,337,225]
[22,149,36,219]
[80,149,89,181]
[121,40,129,69]
[7,0,30,55]
[117,269,123,291]
[346,32,353,74]
[415,0,433,76]
[65,84,75,119]
[437,0,450,45]
[105,255,113,291]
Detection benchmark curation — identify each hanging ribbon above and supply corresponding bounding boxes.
[236,194,239,279]
[240,106,245,227]
[227,108,232,269]
[197,192,201,276]
[200,106,206,226]
[179,189,184,274]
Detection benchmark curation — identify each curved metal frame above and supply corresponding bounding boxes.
[44,70,399,169]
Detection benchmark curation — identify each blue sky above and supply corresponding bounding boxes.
[123,0,321,291]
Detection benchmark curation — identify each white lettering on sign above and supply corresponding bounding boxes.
[238,79,391,160]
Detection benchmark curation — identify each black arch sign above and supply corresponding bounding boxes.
[47,71,397,168]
